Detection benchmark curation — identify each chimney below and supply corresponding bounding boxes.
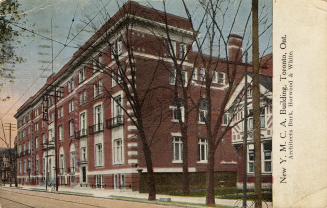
[228,34,243,63]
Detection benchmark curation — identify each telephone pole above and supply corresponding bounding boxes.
[42,86,63,192]
[4,122,17,187]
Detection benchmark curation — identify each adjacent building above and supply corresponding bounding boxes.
[227,55,273,189]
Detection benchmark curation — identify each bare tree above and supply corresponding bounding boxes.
[171,0,271,206]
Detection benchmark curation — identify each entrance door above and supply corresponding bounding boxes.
[82,166,87,183]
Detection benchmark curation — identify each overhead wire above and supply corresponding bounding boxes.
[0,0,113,122]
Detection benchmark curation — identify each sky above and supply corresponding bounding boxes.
[0,0,272,147]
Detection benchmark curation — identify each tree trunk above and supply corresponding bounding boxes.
[182,133,190,195]
[140,131,156,201]
[252,0,262,207]
[206,145,216,206]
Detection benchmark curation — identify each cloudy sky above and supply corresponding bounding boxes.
[0,0,272,146]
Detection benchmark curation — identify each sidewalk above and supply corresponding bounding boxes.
[6,184,272,208]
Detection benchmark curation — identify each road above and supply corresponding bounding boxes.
[0,188,177,208]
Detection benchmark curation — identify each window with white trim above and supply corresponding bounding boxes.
[199,99,208,123]
[81,147,87,162]
[198,138,208,162]
[94,104,103,131]
[80,91,87,105]
[70,150,76,174]
[113,95,123,117]
[113,138,123,164]
[217,72,226,85]
[263,142,272,173]
[95,143,103,167]
[179,43,187,59]
[192,68,198,81]
[58,125,64,141]
[80,112,87,136]
[94,80,104,97]
[168,41,176,57]
[222,113,230,126]
[59,154,65,174]
[69,120,74,137]
[172,136,183,162]
[171,106,185,122]
[68,100,75,112]
[199,68,206,82]
[78,67,86,84]
[169,69,187,86]
[95,174,104,188]
[248,144,255,173]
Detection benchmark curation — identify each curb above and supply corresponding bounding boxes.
[1,186,233,208]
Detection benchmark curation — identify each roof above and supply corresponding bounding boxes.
[15,1,194,118]
[248,73,272,92]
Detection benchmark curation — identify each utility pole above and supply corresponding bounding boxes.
[41,86,63,192]
[252,0,262,207]
[4,123,16,187]
[242,53,249,208]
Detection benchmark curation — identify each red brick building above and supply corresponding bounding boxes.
[14,1,252,192]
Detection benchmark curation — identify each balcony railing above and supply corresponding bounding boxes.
[106,115,124,129]
[88,123,104,135]
[75,129,88,139]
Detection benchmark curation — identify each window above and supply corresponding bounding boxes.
[248,144,255,173]
[60,154,65,174]
[36,159,40,175]
[171,106,185,122]
[80,112,87,136]
[168,41,176,56]
[217,72,226,85]
[34,122,39,131]
[112,38,123,58]
[248,117,253,129]
[80,91,87,105]
[48,129,54,142]
[113,95,122,118]
[192,68,198,81]
[24,160,26,174]
[169,70,176,85]
[58,125,64,141]
[69,120,75,138]
[95,143,103,167]
[81,147,87,162]
[95,175,103,188]
[94,105,103,131]
[35,137,39,149]
[70,151,76,174]
[42,133,47,145]
[78,68,86,83]
[58,107,64,118]
[94,80,104,97]
[179,43,187,59]
[67,79,74,93]
[199,68,206,82]
[68,100,75,112]
[223,113,230,126]
[113,138,123,164]
[263,142,272,173]
[198,138,208,162]
[172,136,183,162]
[169,69,187,86]
[199,99,208,123]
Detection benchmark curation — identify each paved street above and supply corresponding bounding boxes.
[0,188,177,208]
